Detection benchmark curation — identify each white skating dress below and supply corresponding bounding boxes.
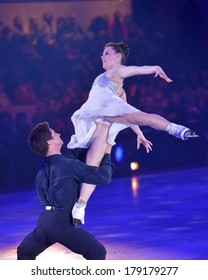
[67,73,139,149]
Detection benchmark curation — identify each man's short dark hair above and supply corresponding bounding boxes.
[28,122,52,156]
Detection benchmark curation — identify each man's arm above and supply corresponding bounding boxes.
[73,149,114,185]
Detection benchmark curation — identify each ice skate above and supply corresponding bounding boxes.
[166,123,199,140]
[72,202,86,227]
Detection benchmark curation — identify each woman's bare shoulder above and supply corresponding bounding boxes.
[106,65,126,79]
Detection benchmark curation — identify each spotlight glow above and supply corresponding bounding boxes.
[130,161,139,171]
[115,145,124,162]
[131,177,139,198]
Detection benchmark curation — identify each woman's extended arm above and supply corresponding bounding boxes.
[130,125,153,153]
[119,90,153,153]
[118,65,172,83]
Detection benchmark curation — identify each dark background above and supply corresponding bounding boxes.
[0,0,207,193]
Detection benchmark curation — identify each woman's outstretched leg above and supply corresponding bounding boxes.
[106,111,198,140]
[72,122,111,225]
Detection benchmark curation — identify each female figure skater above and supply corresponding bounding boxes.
[67,42,197,225]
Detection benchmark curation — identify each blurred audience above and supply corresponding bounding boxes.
[0,7,207,191]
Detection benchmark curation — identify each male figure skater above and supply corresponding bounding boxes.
[17,122,114,260]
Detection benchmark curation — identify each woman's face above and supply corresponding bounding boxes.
[101,46,121,70]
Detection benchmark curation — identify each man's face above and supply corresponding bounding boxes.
[49,128,63,147]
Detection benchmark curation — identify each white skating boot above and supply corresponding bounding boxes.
[72,202,86,227]
[166,123,199,140]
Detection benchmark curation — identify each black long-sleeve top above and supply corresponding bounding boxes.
[36,148,114,212]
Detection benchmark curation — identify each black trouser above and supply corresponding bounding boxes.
[17,209,106,260]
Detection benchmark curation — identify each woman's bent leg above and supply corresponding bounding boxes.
[72,122,110,225]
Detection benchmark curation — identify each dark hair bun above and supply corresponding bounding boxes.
[104,41,129,64]
[117,42,129,58]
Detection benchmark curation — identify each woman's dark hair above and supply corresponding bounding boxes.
[104,42,129,64]
[28,122,52,156]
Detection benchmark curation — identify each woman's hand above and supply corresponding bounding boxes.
[154,66,173,83]
[137,135,153,153]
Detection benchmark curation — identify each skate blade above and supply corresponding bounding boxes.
[73,218,82,225]
[187,134,200,138]
[188,134,200,138]
[183,129,200,140]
